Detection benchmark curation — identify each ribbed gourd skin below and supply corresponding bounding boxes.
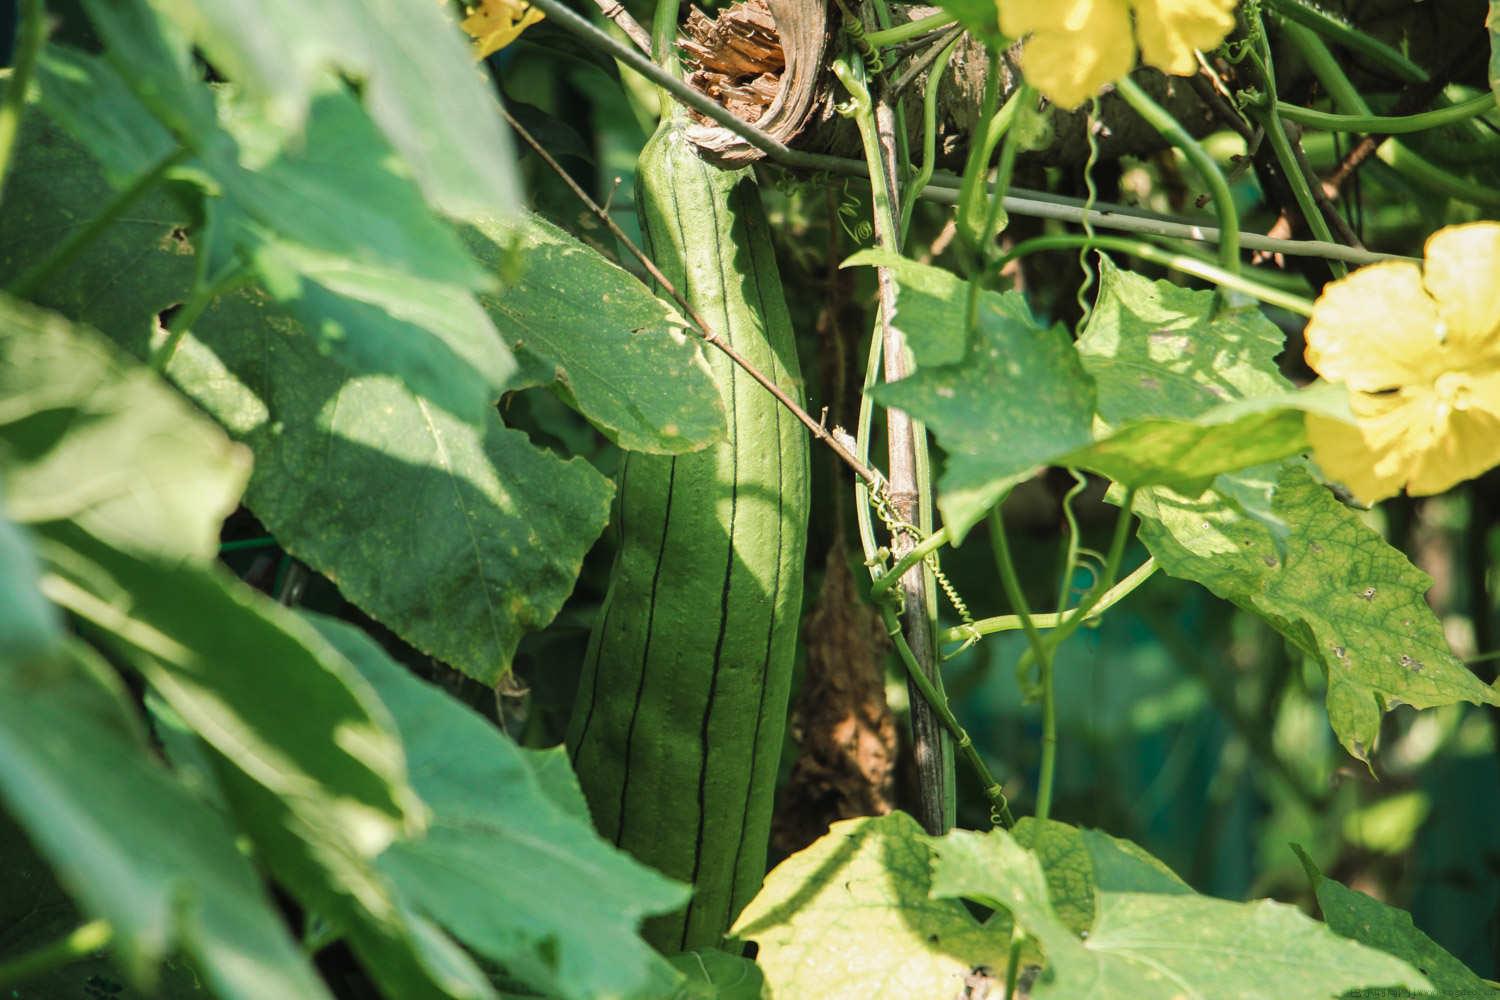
[566,122,810,952]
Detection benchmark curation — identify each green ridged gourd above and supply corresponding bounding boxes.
[566,120,809,952]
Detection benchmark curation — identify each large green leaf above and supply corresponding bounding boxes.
[0,639,331,999]
[36,36,515,426]
[137,0,520,221]
[930,826,1430,999]
[166,290,614,682]
[850,253,1333,539]
[1135,465,1500,762]
[2,112,614,683]
[0,295,249,561]
[851,251,1096,539]
[731,813,1007,999]
[35,521,426,860]
[465,214,725,455]
[311,617,691,1000]
[1294,846,1499,998]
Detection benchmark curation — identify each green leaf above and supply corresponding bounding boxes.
[168,289,614,682]
[1133,464,1500,762]
[664,950,765,1000]
[1077,257,1293,425]
[0,110,189,352]
[848,251,1096,540]
[0,639,331,999]
[931,0,1004,49]
[137,0,520,221]
[313,617,691,1000]
[0,295,250,561]
[1,110,613,683]
[0,506,63,662]
[731,813,1007,999]
[1294,846,1499,999]
[1012,819,1190,938]
[35,521,426,861]
[35,40,516,426]
[848,253,1331,539]
[32,46,177,185]
[466,214,726,455]
[930,826,1430,999]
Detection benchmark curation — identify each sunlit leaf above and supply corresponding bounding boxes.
[314,617,691,1000]
[0,639,331,999]
[96,0,520,220]
[1133,464,1500,762]
[0,295,249,561]
[930,826,1429,999]
[466,213,726,455]
[732,813,1006,1000]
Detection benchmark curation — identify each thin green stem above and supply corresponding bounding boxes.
[1274,92,1498,135]
[863,10,956,48]
[997,234,1315,316]
[649,0,681,93]
[0,920,112,990]
[1054,471,1089,616]
[1267,0,1428,84]
[1115,76,1239,272]
[1283,20,1500,210]
[1002,935,1024,1000]
[938,557,1158,647]
[0,0,46,207]
[9,146,189,299]
[898,34,958,243]
[871,526,950,601]
[150,266,251,373]
[881,602,1014,828]
[989,503,1059,820]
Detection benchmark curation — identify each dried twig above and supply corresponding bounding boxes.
[591,0,652,54]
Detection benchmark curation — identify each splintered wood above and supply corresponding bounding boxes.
[681,0,785,124]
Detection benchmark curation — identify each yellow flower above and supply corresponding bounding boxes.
[460,0,545,59]
[997,0,1238,109]
[1304,222,1500,504]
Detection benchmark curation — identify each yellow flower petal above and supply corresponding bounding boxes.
[1420,221,1500,359]
[999,0,1101,36]
[1304,222,1500,503]
[461,0,544,59]
[1011,0,1134,109]
[1131,0,1237,76]
[1304,261,1443,391]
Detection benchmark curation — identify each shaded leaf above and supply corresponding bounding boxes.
[0,639,331,999]
[313,617,691,1000]
[466,213,725,455]
[1294,846,1498,999]
[0,295,249,561]
[732,813,1006,1000]
[1133,464,1500,762]
[930,827,1429,999]
[664,950,765,1000]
